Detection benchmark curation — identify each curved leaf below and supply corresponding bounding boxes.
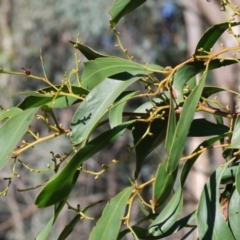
[223,115,240,158]
[18,85,88,110]
[173,60,238,103]
[81,57,154,90]
[153,161,177,206]
[117,212,195,239]
[227,115,240,149]
[36,200,66,240]
[188,118,229,137]
[167,72,208,173]
[36,217,54,240]
[35,123,129,207]
[109,0,146,27]
[236,163,240,195]
[195,22,240,56]
[165,94,176,153]
[132,118,168,179]
[197,167,235,240]
[109,91,137,128]
[228,188,240,240]
[148,187,183,236]
[0,107,23,121]
[57,214,80,240]
[69,40,109,60]
[70,77,139,145]
[0,108,38,169]
[89,186,133,240]
[202,86,226,98]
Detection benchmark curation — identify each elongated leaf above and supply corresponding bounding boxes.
[0,108,37,169]
[197,167,235,240]
[236,164,240,195]
[132,118,168,179]
[36,217,54,240]
[57,214,80,240]
[188,118,229,137]
[228,188,240,240]
[109,0,146,27]
[35,123,129,207]
[70,77,139,145]
[89,186,133,240]
[36,200,66,240]
[148,188,183,236]
[109,91,137,128]
[145,64,164,72]
[195,22,240,56]
[153,161,177,206]
[202,86,226,98]
[0,107,23,121]
[227,115,240,149]
[173,60,238,103]
[69,40,109,60]
[223,115,240,158]
[117,212,195,240]
[18,85,88,110]
[167,72,208,173]
[165,94,176,153]
[81,57,154,90]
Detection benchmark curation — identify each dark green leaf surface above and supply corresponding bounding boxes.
[228,188,240,240]
[153,161,177,206]
[195,22,240,56]
[188,118,229,137]
[117,212,195,240]
[35,123,129,207]
[57,214,80,240]
[167,72,208,173]
[69,40,109,60]
[227,115,240,149]
[223,115,240,158]
[0,108,37,169]
[70,77,139,145]
[132,118,168,179]
[0,107,23,121]
[109,91,137,128]
[109,0,146,27]
[236,164,240,195]
[148,188,183,236]
[81,57,153,90]
[201,86,226,98]
[197,167,235,240]
[89,186,133,240]
[165,95,176,153]
[173,60,238,103]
